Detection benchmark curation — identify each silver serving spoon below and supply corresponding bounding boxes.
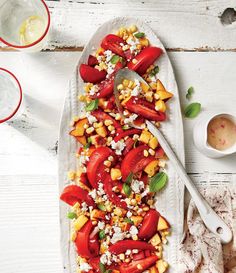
[114,68,232,244]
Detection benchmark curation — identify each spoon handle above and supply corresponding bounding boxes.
[146,121,232,244]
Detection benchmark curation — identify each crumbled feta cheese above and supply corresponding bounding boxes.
[88,189,97,200]
[89,85,99,96]
[141,187,150,198]
[80,262,92,272]
[81,202,88,212]
[124,114,138,124]
[105,214,110,220]
[110,226,125,244]
[100,251,113,265]
[86,112,97,124]
[111,140,126,155]
[104,50,113,62]
[131,180,145,194]
[127,37,140,54]
[79,155,89,165]
[107,62,115,75]
[97,183,105,196]
[129,225,138,236]
[98,221,105,230]
[132,249,139,254]
[126,211,132,218]
[125,249,132,255]
[131,79,142,96]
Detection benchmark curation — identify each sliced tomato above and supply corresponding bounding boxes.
[60,185,95,207]
[133,251,146,261]
[109,240,155,255]
[79,172,92,188]
[91,76,114,98]
[88,55,98,66]
[87,147,114,188]
[79,64,107,83]
[127,46,163,75]
[75,220,98,258]
[89,257,100,271]
[145,250,151,257]
[101,34,126,58]
[114,128,141,142]
[91,109,122,130]
[89,233,99,257]
[103,175,127,209]
[121,145,149,180]
[138,209,160,240]
[133,156,155,174]
[123,137,135,156]
[119,255,158,273]
[124,97,166,121]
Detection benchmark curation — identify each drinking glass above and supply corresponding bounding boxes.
[0,0,50,52]
[0,68,23,123]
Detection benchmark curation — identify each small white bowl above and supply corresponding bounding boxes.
[193,111,236,158]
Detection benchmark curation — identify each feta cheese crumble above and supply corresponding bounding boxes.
[110,226,125,244]
[131,79,142,96]
[81,202,88,212]
[98,221,105,230]
[111,140,126,155]
[124,114,138,125]
[129,225,138,236]
[131,180,145,194]
[80,262,92,272]
[86,112,97,124]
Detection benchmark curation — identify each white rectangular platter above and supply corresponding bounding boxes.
[58,17,185,273]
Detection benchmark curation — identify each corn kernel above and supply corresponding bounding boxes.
[129,25,137,33]
[149,148,155,156]
[128,80,134,88]
[108,156,114,161]
[143,206,150,211]
[132,59,138,64]
[117,84,124,90]
[123,79,130,87]
[143,150,149,157]
[132,235,138,241]
[119,253,125,260]
[104,160,111,167]
[108,125,115,131]
[104,120,113,126]
[71,231,77,242]
[115,113,121,120]
[86,127,95,134]
[68,171,76,181]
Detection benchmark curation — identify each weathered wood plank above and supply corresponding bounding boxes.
[2,0,236,51]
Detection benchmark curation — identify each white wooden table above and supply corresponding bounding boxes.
[1,1,236,272]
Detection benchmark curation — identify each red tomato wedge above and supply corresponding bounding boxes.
[103,175,127,209]
[127,46,163,75]
[109,240,155,255]
[60,185,95,207]
[79,64,107,83]
[75,220,98,258]
[87,147,114,188]
[133,251,146,261]
[121,145,149,180]
[124,97,166,121]
[119,255,158,273]
[90,77,114,98]
[123,137,135,156]
[88,55,98,66]
[139,209,160,240]
[101,34,126,58]
[91,109,122,130]
[114,128,141,142]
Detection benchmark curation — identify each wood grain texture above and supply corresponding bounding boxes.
[1,0,236,51]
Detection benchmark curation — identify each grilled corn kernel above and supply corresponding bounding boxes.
[123,79,130,87]
[132,58,138,64]
[129,25,137,33]
[68,171,76,181]
[71,231,77,241]
[86,127,95,134]
[117,84,124,90]
[143,149,149,157]
[108,125,115,132]
[104,120,113,126]
[104,160,111,167]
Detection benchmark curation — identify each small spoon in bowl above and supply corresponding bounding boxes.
[114,68,232,244]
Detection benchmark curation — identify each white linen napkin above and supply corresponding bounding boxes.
[179,186,236,273]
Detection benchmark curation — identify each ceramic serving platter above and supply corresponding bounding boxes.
[58,17,185,273]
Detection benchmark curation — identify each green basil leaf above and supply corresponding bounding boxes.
[184,102,201,118]
[125,172,133,184]
[97,203,106,211]
[99,262,106,273]
[149,172,168,192]
[123,183,131,197]
[67,212,77,219]
[99,230,106,240]
[186,86,194,100]
[134,32,145,38]
[84,137,92,149]
[85,99,99,112]
[124,218,134,224]
[110,55,120,64]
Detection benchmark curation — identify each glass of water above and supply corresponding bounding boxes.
[0,0,50,52]
[0,68,23,123]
